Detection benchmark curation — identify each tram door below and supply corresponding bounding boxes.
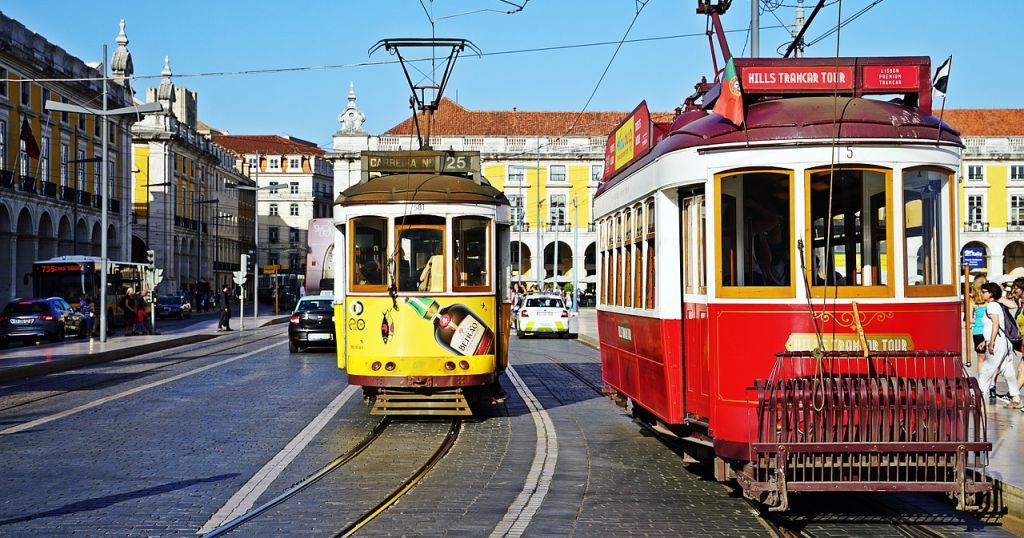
[680,191,711,420]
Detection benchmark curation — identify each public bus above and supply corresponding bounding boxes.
[32,256,149,325]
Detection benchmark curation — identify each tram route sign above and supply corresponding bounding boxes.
[361,150,480,178]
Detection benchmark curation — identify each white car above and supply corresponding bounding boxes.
[516,295,572,338]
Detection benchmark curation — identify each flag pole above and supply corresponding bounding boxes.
[934,55,952,146]
[935,94,948,146]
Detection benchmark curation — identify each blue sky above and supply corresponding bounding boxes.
[3,1,1018,147]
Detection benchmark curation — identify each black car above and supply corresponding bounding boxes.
[156,296,192,319]
[288,295,336,353]
[0,298,86,347]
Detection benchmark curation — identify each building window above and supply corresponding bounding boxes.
[268,251,279,266]
[549,194,566,226]
[77,109,86,131]
[0,120,5,171]
[268,226,279,243]
[290,182,299,195]
[60,97,69,124]
[290,254,301,272]
[247,157,256,168]
[94,111,101,138]
[967,195,984,223]
[289,203,299,216]
[76,148,86,187]
[269,181,279,194]
[40,137,50,182]
[20,80,30,106]
[0,68,7,97]
[19,140,28,177]
[591,164,603,182]
[269,203,279,216]
[269,157,280,169]
[289,158,300,169]
[508,164,524,183]
[108,161,114,197]
[59,143,69,186]
[509,194,525,226]
[1011,195,1024,227]
[289,227,299,243]
[93,154,101,192]
[1012,165,1024,181]
[173,153,178,172]
[967,165,984,181]
[550,164,566,182]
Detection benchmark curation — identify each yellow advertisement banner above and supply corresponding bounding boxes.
[345,295,497,359]
[785,333,915,353]
[614,118,635,170]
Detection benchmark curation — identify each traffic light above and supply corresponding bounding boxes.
[241,253,250,273]
[146,249,155,265]
[246,250,255,273]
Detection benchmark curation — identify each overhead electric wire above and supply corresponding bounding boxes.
[805,0,884,47]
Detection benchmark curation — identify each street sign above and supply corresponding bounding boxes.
[263,264,280,274]
[963,247,985,270]
[233,270,248,286]
[148,268,164,289]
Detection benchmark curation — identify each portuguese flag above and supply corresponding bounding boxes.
[713,57,744,126]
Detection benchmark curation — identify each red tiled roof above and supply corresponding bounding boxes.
[212,135,325,156]
[942,109,1024,137]
[384,97,675,137]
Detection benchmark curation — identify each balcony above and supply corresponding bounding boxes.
[41,181,57,198]
[92,196,102,209]
[547,223,571,232]
[964,221,989,232]
[60,186,77,202]
[512,223,529,232]
[0,170,13,188]
[313,190,332,201]
[108,199,121,213]
[19,176,36,193]
[1009,222,1024,233]
[79,191,92,205]
[588,222,596,232]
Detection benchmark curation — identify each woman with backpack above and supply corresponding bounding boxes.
[978,282,1023,408]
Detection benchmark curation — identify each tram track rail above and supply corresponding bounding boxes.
[202,417,462,537]
[0,326,286,414]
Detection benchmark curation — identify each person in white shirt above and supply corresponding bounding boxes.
[978,282,1023,408]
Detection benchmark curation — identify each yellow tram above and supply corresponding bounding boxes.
[334,150,512,415]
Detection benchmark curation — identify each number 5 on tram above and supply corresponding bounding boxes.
[333,151,512,415]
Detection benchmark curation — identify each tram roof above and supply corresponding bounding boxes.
[335,172,509,206]
[597,96,963,197]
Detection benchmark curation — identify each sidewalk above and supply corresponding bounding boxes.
[0,304,289,382]
[572,308,1024,516]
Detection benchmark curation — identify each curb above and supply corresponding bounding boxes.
[0,334,218,383]
[578,333,600,350]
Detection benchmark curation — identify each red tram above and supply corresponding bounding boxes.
[594,5,990,510]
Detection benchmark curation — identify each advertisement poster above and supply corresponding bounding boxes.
[345,296,496,361]
[305,218,335,295]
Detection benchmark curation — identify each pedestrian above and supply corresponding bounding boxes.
[217,286,233,331]
[968,276,987,371]
[136,288,152,335]
[121,287,137,336]
[977,282,1023,408]
[79,293,95,338]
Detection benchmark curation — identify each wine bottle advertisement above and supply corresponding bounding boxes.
[345,296,496,360]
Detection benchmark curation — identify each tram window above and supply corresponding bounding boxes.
[904,169,951,289]
[633,241,643,307]
[809,169,889,288]
[623,244,633,307]
[396,221,445,293]
[683,195,707,295]
[453,217,490,290]
[351,217,387,290]
[718,171,792,289]
[646,239,656,308]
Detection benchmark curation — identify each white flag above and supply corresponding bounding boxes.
[932,55,951,98]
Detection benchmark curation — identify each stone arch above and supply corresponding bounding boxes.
[511,241,532,281]
[91,222,102,257]
[76,218,89,256]
[15,208,36,297]
[0,203,13,300]
[1004,241,1024,276]
[543,240,573,281]
[57,215,73,256]
[584,242,597,277]
[38,211,57,261]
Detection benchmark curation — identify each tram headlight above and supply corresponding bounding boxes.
[444,361,456,371]
[384,362,396,371]
[371,361,382,371]
[458,360,470,370]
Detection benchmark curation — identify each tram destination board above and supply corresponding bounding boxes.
[361,150,480,178]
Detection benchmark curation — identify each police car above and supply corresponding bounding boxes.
[516,294,574,338]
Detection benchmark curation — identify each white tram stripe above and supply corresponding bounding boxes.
[0,341,284,436]
[197,384,359,535]
[490,365,558,538]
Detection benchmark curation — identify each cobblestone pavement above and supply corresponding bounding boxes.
[0,324,1014,536]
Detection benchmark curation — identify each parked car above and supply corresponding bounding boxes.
[288,295,336,353]
[156,296,192,319]
[0,297,86,347]
[516,294,572,338]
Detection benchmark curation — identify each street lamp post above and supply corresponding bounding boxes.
[45,48,161,343]
[67,156,102,255]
